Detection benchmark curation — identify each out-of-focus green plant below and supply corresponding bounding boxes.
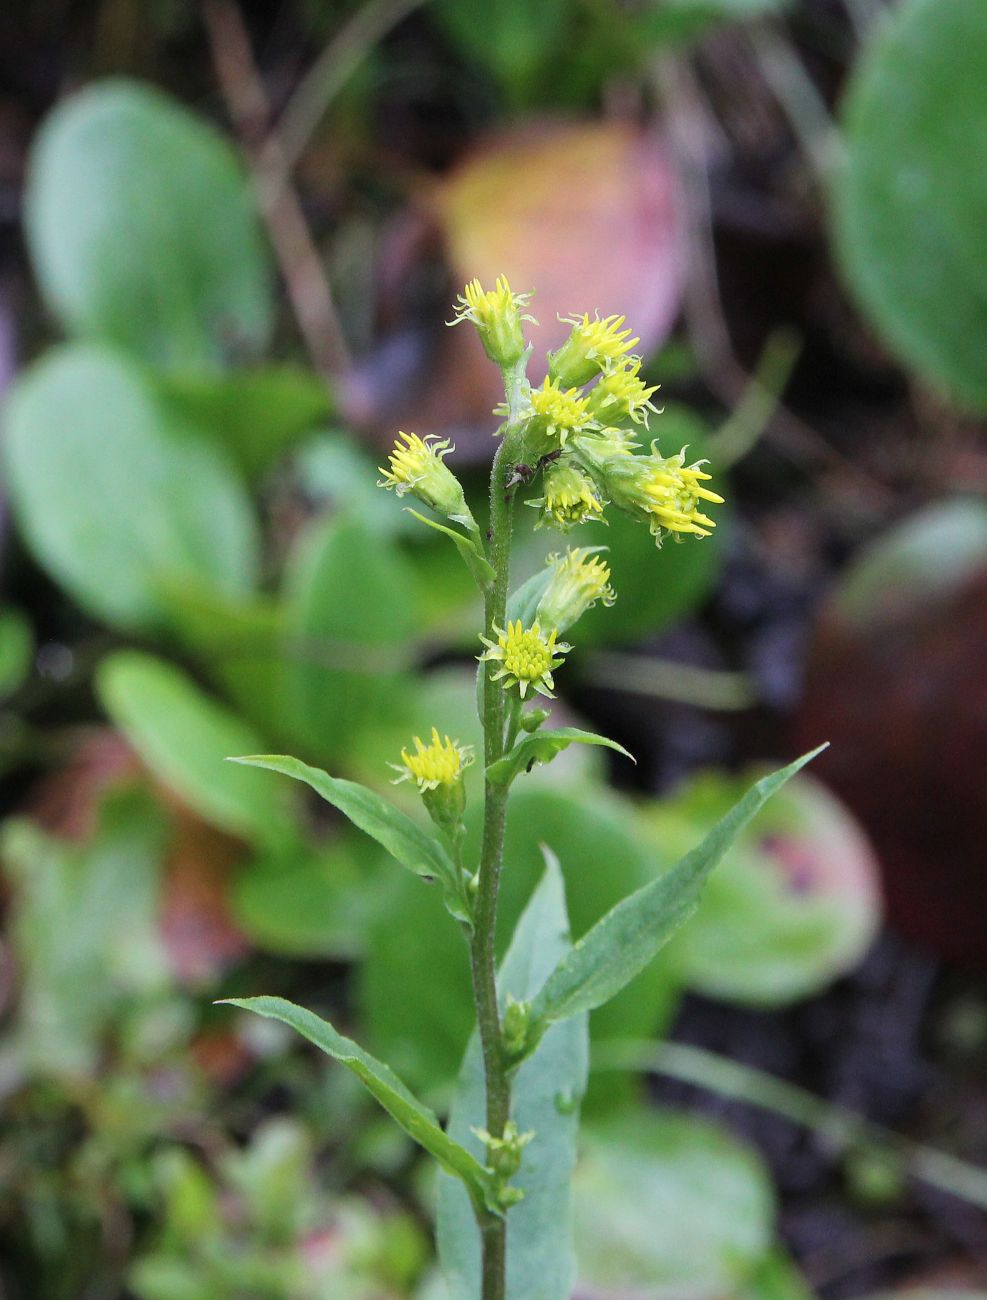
[131,1120,428,1300]
[221,276,822,1299]
[834,0,987,411]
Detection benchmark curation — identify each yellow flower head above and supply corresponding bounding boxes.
[450,275,534,368]
[378,431,474,526]
[527,459,605,531]
[549,312,640,388]
[537,548,616,633]
[478,620,571,698]
[526,378,594,449]
[586,359,661,428]
[391,727,474,792]
[603,445,725,544]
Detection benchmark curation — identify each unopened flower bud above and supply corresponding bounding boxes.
[450,276,534,369]
[378,432,475,528]
[520,708,550,734]
[472,1120,534,1182]
[536,549,615,634]
[548,313,639,388]
[502,995,531,1057]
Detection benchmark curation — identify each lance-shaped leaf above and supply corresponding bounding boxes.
[487,727,635,787]
[406,509,495,590]
[527,747,827,1038]
[229,755,470,925]
[438,852,588,1299]
[222,996,497,1214]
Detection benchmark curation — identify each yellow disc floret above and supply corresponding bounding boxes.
[391,727,474,792]
[478,620,571,698]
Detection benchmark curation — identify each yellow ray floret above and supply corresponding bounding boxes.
[391,727,474,792]
[537,548,616,633]
[640,447,725,541]
[586,359,661,427]
[450,275,535,368]
[378,431,450,494]
[478,620,572,699]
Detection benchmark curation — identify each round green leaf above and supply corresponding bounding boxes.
[833,0,987,410]
[26,79,272,371]
[574,1108,776,1296]
[2,344,259,633]
[97,650,296,845]
[232,833,390,959]
[647,767,882,1005]
[281,514,418,760]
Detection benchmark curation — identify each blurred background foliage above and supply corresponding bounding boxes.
[0,0,986,1296]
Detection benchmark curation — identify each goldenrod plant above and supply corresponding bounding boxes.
[224,279,823,1300]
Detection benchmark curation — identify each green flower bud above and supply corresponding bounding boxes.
[502,995,532,1056]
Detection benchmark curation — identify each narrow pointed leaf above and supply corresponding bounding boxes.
[406,509,495,588]
[229,755,469,924]
[438,852,588,1299]
[529,747,827,1034]
[487,727,634,787]
[222,996,495,1212]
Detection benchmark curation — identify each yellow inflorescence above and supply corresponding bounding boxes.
[528,378,594,446]
[538,549,615,632]
[529,460,604,530]
[641,448,725,540]
[560,312,639,368]
[478,620,571,698]
[393,727,473,791]
[378,431,449,494]
[587,359,661,427]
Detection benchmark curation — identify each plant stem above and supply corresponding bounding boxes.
[469,361,528,1300]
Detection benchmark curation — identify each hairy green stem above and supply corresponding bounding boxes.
[469,360,528,1300]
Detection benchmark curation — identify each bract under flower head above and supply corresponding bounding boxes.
[537,548,616,633]
[478,619,571,698]
[391,727,474,792]
[527,459,604,531]
[586,359,661,427]
[549,312,640,388]
[450,275,534,368]
[378,431,474,527]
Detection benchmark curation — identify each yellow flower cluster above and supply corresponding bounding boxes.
[478,620,571,698]
[378,432,473,526]
[392,727,474,791]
